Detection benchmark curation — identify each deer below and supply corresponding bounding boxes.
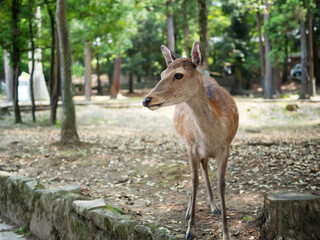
[142,42,239,240]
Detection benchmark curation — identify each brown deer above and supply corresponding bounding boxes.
[142,42,239,240]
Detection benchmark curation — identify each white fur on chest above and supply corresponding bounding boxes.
[174,103,226,159]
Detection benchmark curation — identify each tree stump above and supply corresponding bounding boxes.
[260,191,320,240]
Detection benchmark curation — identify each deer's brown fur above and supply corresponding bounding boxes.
[143,42,239,240]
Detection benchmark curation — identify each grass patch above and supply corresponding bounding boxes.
[14,226,33,238]
[105,204,125,215]
[55,120,62,128]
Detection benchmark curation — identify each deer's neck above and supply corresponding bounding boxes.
[186,83,223,139]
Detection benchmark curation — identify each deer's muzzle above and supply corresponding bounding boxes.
[142,97,152,107]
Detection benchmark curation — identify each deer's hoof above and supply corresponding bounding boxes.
[185,213,190,220]
[185,232,195,240]
[213,209,221,216]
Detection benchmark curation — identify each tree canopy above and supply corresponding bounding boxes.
[0,0,319,111]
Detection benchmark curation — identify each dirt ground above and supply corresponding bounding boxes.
[0,98,320,239]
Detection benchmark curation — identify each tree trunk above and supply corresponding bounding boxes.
[4,50,13,102]
[84,40,91,101]
[308,7,316,96]
[128,71,133,94]
[244,76,251,90]
[282,36,289,83]
[11,0,22,123]
[56,0,79,144]
[51,30,61,124]
[230,62,246,95]
[272,66,281,97]
[110,56,121,99]
[51,33,60,125]
[263,2,273,99]
[299,21,310,99]
[45,0,55,97]
[28,6,36,122]
[166,0,175,52]
[183,0,190,58]
[313,25,320,87]
[45,0,59,124]
[256,11,265,84]
[96,53,102,95]
[260,191,320,240]
[198,0,209,70]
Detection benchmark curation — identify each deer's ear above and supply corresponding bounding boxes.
[191,41,203,68]
[161,45,174,66]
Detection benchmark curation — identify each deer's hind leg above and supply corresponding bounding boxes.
[201,158,221,215]
[216,147,230,240]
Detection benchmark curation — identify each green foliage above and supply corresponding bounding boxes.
[0,0,40,77]
[266,0,308,65]
[69,0,138,58]
[122,3,167,77]
[209,4,231,37]
[0,0,319,94]
[210,0,258,90]
[72,62,85,77]
[14,225,33,238]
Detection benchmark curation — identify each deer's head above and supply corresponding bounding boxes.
[142,42,204,110]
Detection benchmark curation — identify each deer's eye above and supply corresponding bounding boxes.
[174,73,184,80]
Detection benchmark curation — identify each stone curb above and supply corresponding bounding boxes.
[0,171,177,240]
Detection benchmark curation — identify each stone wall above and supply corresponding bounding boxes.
[0,171,176,240]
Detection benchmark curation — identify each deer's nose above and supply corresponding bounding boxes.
[142,97,152,107]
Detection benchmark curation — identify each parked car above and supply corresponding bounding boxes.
[290,64,301,77]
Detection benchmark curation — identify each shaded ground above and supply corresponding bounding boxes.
[0,99,320,239]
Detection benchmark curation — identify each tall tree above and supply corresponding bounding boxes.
[84,40,91,101]
[267,0,310,99]
[56,0,79,143]
[198,0,209,70]
[96,52,103,95]
[282,36,289,83]
[128,71,134,94]
[263,1,273,99]
[28,0,36,122]
[68,0,137,99]
[110,55,121,98]
[11,0,22,123]
[299,19,309,99]
[183,0,190,58]
[166,0,175,51]
[308,6,316,96]
[313,20,320,87]
[256,10,265,84]
[44,0,60,125]
[220,0,253,94]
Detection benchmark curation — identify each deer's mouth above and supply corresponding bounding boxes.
[148,102,165,110]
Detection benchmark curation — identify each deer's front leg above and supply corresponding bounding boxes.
[185,147,200,240]
[185,194,192,220]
